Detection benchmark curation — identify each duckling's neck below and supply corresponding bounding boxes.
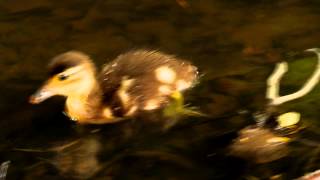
[65,75,103,122]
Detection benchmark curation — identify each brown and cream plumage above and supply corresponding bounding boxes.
[30,49,198,124]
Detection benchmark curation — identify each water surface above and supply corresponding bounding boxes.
[1,0,320,179]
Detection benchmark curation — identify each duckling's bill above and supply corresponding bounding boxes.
[29,78,58,104]
[29,76,69,104]
[29,87,55,104]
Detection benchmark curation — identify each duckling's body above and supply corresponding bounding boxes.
[30,50,198,124]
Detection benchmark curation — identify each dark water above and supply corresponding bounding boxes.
[1,0,320,179]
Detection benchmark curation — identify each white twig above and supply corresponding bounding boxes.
[266,62,288,100]
[267,48,320,105]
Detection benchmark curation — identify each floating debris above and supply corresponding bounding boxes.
[0,161,10,180]
[229,126,289,163]
[276,112,301,129]
[267,48,320,106]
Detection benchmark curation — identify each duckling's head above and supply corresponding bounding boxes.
[30,51,97,104]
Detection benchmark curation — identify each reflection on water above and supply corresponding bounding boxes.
[52,137,101,179]
[1,0,320,179]
[15,137,101,179]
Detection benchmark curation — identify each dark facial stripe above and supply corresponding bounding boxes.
[48,51,89,76]
[49,64,72,76]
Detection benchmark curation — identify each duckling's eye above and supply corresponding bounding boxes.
[58,74,69,81]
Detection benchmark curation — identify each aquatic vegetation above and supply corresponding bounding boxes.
[163,91,206,129]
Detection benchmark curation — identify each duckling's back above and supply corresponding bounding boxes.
[99,50,198,116]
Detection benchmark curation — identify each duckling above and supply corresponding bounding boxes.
[29,50,198,124]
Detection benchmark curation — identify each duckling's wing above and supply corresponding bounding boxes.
[99,50,198,116]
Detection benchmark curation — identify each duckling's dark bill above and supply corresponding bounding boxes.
[30,49,198,124]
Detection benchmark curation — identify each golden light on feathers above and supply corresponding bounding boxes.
[30,49,198,124]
